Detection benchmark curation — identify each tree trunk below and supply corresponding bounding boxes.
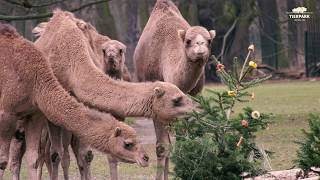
[126,0,139,73]
[95,2,118,39]
[225,0,256,67]
[257,0,283,69]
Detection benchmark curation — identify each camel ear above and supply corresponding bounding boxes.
[178,30,186,40]
[77,21,87,30]
[154,87,165,98]
[114,127,122,137]
[32,22,48,38]
[209,30,216,39]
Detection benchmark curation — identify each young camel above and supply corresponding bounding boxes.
[134,0,216,179]
[0,23,149,180]
[7,10,194,180]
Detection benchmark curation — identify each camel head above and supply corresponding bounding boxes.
[151,82,194,122]
[178,26,216,65]
[107,121,149,167]
[102,40,126,78]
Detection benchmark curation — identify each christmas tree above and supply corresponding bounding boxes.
[171,45,272,180]
[295,114,320,177]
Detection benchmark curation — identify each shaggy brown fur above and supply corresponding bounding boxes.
[0,23,148,180]
[133,0,216,179]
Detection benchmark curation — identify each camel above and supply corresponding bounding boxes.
[101,40,132,81]
[134,0,216,179]
[7,10,194,180]
[0,23,149,180]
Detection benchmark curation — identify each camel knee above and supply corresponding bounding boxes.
[0,161,7,170]
[85,150,93,163]
[156,144,170,159]
[14,130,25,141]
[50,152,60,164]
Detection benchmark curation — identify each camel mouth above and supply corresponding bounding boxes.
[114,155,136,164]
[189,57,206,66]
[112,155,148,167]
[135,158,149,167]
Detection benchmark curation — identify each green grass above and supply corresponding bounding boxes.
[3,81,320,179]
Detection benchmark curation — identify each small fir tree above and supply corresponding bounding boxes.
[171,45,272,180]
[295,114,320,176]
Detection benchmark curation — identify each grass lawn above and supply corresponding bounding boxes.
[3,81,320,179]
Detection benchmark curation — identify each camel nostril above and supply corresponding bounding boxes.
[143,155,149,162]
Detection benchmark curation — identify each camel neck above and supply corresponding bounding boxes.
[169,55,205,93]
[71,64,155,118]
[33,60,117,153]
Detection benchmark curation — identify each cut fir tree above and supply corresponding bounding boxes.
[295,114,320,177]
[171,45,272,180]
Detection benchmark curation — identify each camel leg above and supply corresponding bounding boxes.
[9,120,26,180]
[153,120,171,180]
[36,127,49,180]
[0,111,17,180]
[107,154,118,180]
[44,137,52,177]
[71,135,93,180]
[47,121,63,180]
[24,114,45,180]
[61,130,72,180]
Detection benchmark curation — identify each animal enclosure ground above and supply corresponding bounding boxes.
[3,81,320,179]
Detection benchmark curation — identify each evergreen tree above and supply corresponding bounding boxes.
[295,114,320,177]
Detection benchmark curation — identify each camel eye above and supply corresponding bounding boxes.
[172,96,183,107]
[124,142,134,150]
[186,39,191,46]
[119,49,123,55]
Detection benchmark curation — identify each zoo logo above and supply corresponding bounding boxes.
[287,6,312,21]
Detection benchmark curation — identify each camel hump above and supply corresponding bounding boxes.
[154,0,180,14]
[0,23,19,38]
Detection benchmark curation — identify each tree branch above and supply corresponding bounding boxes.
[218,18,238,63]
[0,0,110,21]
[3,0,23,7]
[28,0,67,8]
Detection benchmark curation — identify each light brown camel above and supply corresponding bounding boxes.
[134,0,216,179]
[8,10,194,180]
[0,23,149,180]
